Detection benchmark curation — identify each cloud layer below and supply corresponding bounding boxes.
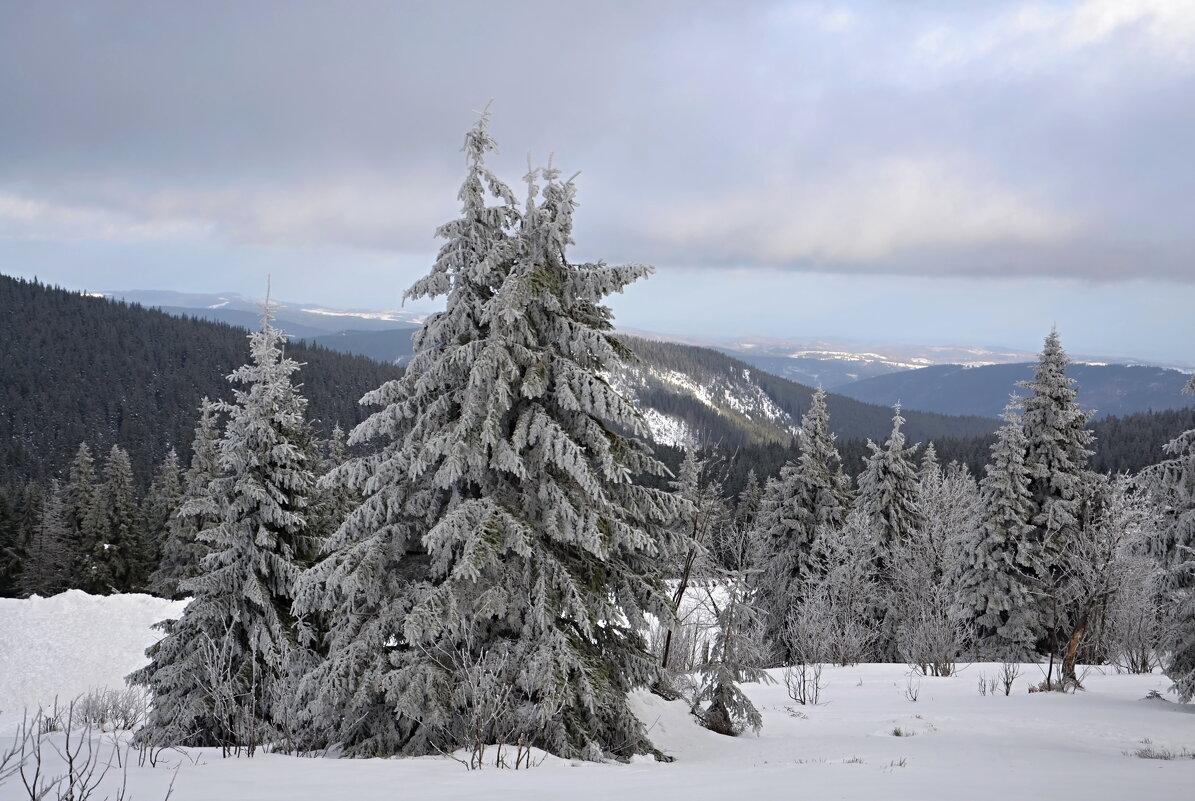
[1,1,1193,288]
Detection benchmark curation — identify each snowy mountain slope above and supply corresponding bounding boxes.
[616,336,999,448]
[1,592,1191,801]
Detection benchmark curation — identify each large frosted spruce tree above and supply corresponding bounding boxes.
[131,315,315,749]
[296,114,680,760]
[290,111,522,756]
[857,404,924,576]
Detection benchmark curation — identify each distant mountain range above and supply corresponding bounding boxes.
[100,289,425,337]
[833,362,1193,420]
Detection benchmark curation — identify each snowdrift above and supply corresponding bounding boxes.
[1,591,1193,800]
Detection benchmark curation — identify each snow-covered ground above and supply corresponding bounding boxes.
[2,592,1193,800]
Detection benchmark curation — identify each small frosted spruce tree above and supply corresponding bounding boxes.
[951,402,1039,658]
[131,314,315,749]
[150,399,224,599]
[752,387,852,664]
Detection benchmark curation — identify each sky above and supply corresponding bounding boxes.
[1,1,1193,363]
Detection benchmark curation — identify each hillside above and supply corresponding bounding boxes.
[835,362,1194,420]
[305,327,418,365]
[0,276,402,487]
[618,337,1000,448]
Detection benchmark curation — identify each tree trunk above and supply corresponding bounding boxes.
[1063,613,1089,685]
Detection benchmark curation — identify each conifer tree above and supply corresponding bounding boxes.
[397,159,679,760]
[1019,330,1095,575]
[952,404,1039,658]
[857,405,923,577]
[89,444,145,593]
[151,400,223,599]
[131,314,315,749]
[66,442,107,591]
[752,388,852,663]
[298,116,680,761]
[1150,375,1195,701]
[18,480,71,597]
[856,405,923,660]
[1017,329,1095,667]
[143,449,183,580]
[291,110,522,756]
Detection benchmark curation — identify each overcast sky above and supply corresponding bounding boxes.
[2,1,1192,362]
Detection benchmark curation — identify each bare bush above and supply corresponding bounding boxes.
[782,593,832,706]
[75,688,150,732]
[0,700,177,801]
[417,641,556,770]
[998,662,1021,696]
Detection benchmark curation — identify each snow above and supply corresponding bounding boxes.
[2,592,1193,800]
[0,590,186,716]
[640,408,694,448]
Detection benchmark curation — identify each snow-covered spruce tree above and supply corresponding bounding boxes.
[692,568,768,736]
[752,387,852,664]
[1017,329,1095,680]
[857,404,924,571]
[951,403,1039,659]
[66,442,108,591]
[855,404,923,661]
[289,111,523,756]
[1149,375,1195,701]
[150,399,223,599]
[17,480,71,597]
[130,314,315,751]
[388,160,682,761]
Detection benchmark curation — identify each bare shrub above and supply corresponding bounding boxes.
[75,687,150,732]
[998,662,1022,696]
[782,593,832,706]
[0,700,178,801]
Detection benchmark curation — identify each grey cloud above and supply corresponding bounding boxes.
[1,1,1193,283]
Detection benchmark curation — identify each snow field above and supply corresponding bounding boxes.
[1,592,1193,800]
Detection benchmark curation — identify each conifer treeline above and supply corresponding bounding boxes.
[0,274,402,489]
